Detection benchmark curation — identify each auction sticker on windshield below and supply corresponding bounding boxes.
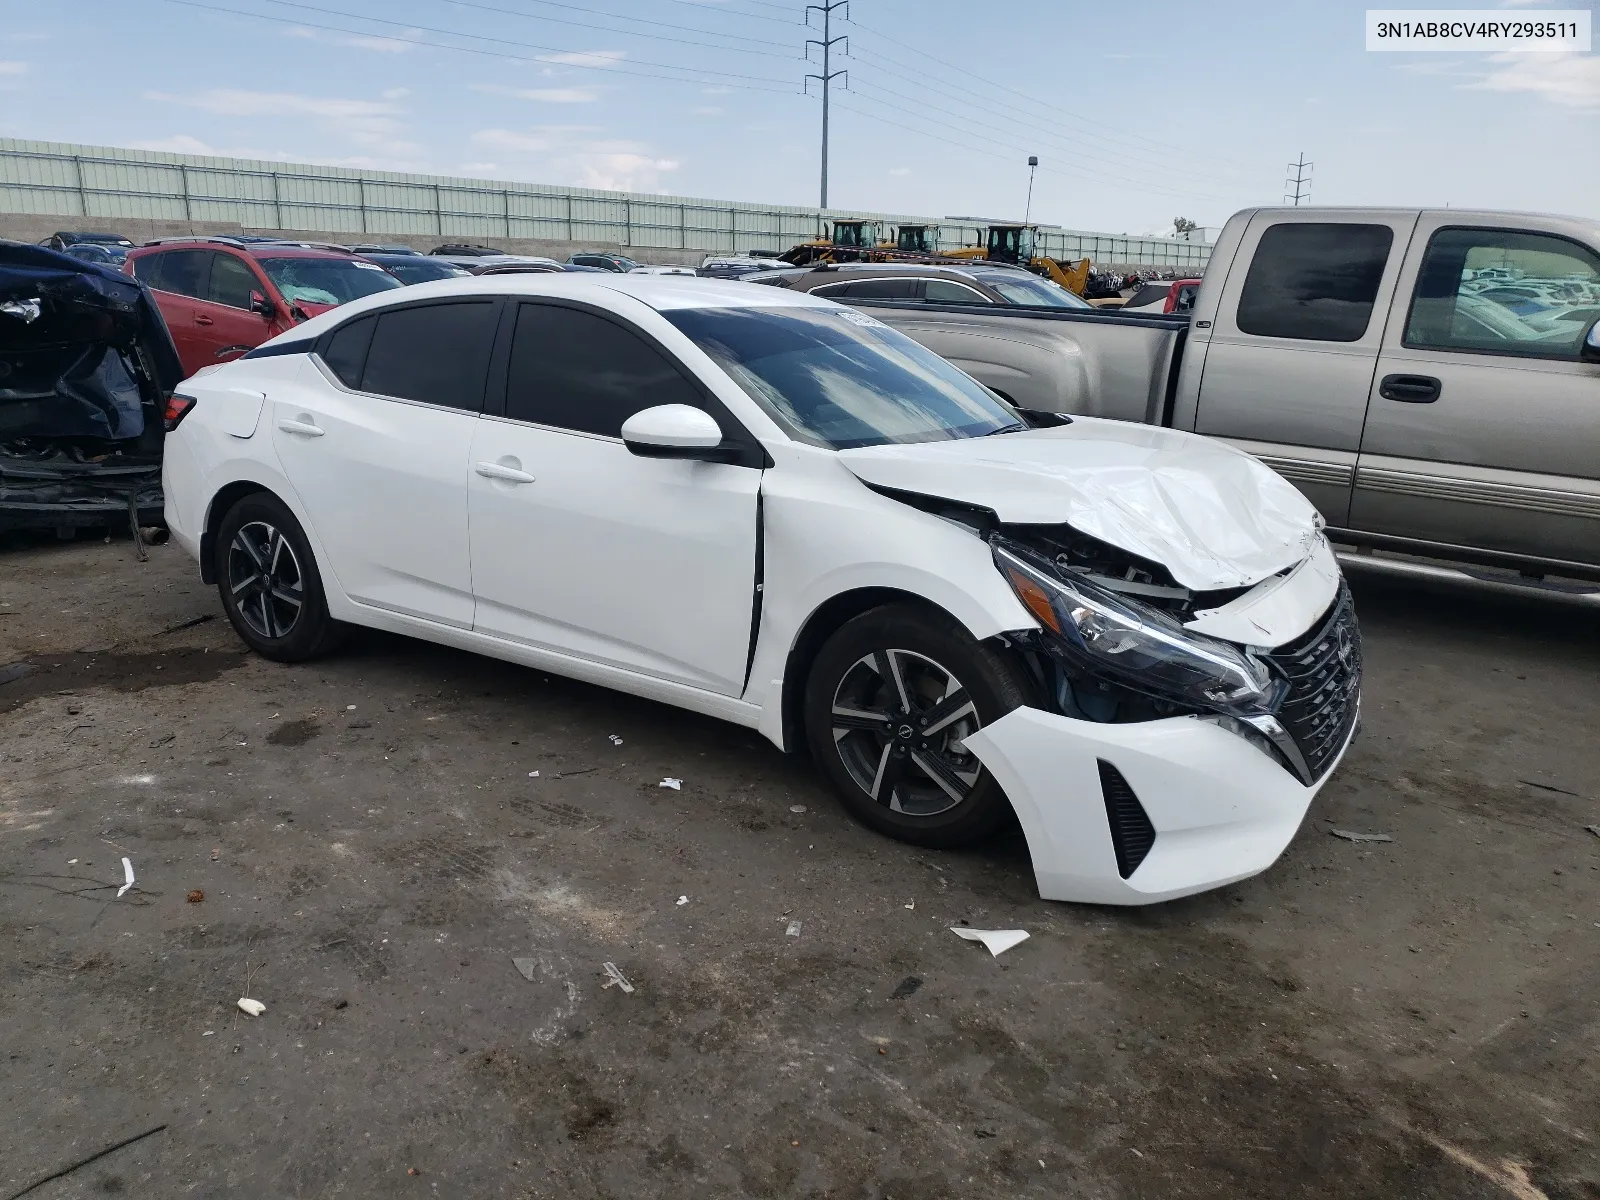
[1366,9,1589,51]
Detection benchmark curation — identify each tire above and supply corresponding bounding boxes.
[803,603,1032,849]
[213,492,346,662]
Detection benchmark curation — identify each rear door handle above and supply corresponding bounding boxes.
[1379,373,1441,403]
[277,418,325,437]
[475,461,536,484]
[194,315,214,327]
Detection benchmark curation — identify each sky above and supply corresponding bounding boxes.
[0,0,1595,237]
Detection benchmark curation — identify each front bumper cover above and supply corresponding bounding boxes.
[964,701,1358,906]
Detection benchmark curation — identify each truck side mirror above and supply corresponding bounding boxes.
[1582,316,1600,364]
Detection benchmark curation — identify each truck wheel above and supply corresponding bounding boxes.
[213,492,345,662]
[803,604,1030,849]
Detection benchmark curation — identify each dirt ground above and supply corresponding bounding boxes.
[2,530,1597,1200]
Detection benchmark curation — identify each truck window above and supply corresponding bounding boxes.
[1403,227,1600,360]
[1235,223,1393,342]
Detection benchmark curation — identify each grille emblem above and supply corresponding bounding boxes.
[1335,622,1354,665]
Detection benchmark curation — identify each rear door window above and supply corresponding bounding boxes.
[504,303,705,437]
[843,278,921,300]
[137,249,211,300]
[1235,223,1394,341]
[924,278,989,303]
[359,301,498,411]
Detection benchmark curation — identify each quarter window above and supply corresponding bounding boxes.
[321,315,377,389]
[504,303,705,437]
[1236,223,1394,342]
[359,301,498,411]
[1403,227,1600,359]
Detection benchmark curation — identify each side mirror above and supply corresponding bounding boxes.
[621,404,731,461]
[1582,317,1600,364]
[249,291,277,319]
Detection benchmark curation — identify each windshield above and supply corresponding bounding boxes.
[665,305,1023,450]
[976,272,1091,308]
[258,257,404,306]
[377,258,469,284]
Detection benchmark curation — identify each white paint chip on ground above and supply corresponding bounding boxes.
[659,778,681,790]
[1329,828,1393,843]
[789,805,806,814]
[676,895,689,906]
[117,857,135,898]
[527,771,539,778]
[785,920,803,938]
[904,902,915,911]
[950,927,1030,957]
[608,734,623,745]
[601,962,635,993]
[346,705,356,711]
[511,957,540,982]
[237,998,266,1017]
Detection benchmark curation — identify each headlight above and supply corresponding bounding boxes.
[993,541,1285,716]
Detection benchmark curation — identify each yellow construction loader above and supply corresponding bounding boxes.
[780,218,882,266]
[946,223,1091,295]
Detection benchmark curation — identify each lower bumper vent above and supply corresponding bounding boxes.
[1099,760,1155,879]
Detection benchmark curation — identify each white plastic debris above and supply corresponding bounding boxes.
[202,1030,215,1036]
[789,805,806,814]
[237,998,266,1017]
[608,734,624,745]
[346,705,356,711]
[601,962,635,993]
[904,902,915,911]
[1329,828,1393,843]
[950,927,1030,957]
[68,858,78,865]
[676,895,689,906]
[1,298,42,323]
[527,771,540,778]
[785,920,803,938]
[117,857,135,898]
[659,777,682,790]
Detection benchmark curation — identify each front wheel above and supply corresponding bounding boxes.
[803,604,1031,849]
[213,492,346,662]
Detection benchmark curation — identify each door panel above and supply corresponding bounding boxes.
[1353,217,1600,565]
[467,420,761,695]
[1193,211,1419,528]
[271,364,477,627]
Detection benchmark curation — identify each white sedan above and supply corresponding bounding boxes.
[161,275,1361,905]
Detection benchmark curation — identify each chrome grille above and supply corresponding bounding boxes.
[1266,585,1362,782]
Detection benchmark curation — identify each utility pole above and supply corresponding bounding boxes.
[1284,152,1313,206]
[1024,155,1039,224]
[805,1,848,211]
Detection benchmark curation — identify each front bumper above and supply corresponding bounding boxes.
[964,702,1357,905]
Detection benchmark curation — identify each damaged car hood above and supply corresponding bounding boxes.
[836,418,1323,590]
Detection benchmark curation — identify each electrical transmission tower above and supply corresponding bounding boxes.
[1284,153,1313,206]
[805,1,848,210]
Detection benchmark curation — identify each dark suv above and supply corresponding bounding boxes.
[124,238,402,376]
[766,262,1093,308]
[567,252,639,273]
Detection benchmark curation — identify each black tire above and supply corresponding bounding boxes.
[213,492,346,662]
[803,603,1032,849]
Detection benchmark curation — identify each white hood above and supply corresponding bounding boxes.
[837,418,1323,591]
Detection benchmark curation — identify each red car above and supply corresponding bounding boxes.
[123,238,402,377]
[1119,277,1203,315]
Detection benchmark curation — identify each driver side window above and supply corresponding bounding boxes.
[1404,227,1600,360]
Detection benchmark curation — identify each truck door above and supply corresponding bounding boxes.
[1189,210,1417,526]
[1352,218,1600,568]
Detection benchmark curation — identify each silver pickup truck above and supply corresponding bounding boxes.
[836,208,1600,598]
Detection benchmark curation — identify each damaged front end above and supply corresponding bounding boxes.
[989,527,1361,786]
[1,242,183,533]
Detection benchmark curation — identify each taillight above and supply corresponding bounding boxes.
[164,394,196,431]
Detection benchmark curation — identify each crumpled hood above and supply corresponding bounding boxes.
[836,418,1323,590]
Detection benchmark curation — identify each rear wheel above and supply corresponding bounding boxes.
[803,604,1031,849]
[214,492,345,661]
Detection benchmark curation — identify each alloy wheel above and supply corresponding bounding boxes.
[830,648,983,817]
[227,521,304,640]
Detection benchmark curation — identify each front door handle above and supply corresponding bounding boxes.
[277,418,325,437]
[195,315,214,327]
[1379,373,1441,403]
[475,461,536,484]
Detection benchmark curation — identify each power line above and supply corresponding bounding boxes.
[842,18,1254,173]
[162,0,802,89]
[436,0,799,55]
[1285,152,1313,205]
[654,0,799,24]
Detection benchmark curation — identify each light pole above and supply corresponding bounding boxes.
[1024,155,1039,224]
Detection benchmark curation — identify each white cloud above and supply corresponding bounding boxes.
[701,86,733,96]
[471,83,599,104]
[0,60,25,90]
[536,49,626,69]
[284,24,419,53]
[469,125,679,192]
[143,88,421,155]
[692,105,724,116]
[1468,52,1600,109]
[888,167,910,177]
[129,134,221,155]
[381,87,410,101]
